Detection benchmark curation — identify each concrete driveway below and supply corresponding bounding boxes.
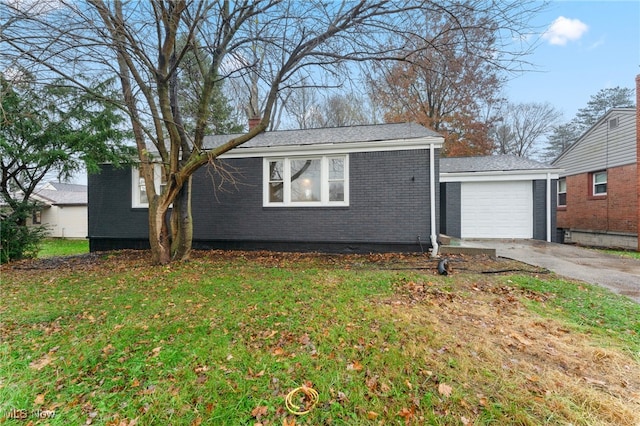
[464,239,640,303]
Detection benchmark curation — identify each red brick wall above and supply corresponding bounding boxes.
[557,163,638,234]
[636,74,640,249]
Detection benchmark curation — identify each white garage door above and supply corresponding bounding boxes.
[461,181,533,238]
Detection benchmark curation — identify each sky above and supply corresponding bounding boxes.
[505,0,640,121]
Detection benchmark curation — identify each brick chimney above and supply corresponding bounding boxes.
[248,116,261,130]
[636,74,640,250]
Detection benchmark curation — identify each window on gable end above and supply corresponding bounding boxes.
[592,171,607,196]
[557,178,566,207]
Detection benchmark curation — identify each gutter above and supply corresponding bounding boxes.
[546,172,552,242]
[429,143,439,257]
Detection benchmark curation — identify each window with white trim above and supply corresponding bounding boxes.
[557,178,566,207]
[132,164,167,208]
[264,155,348,206]
[592,171,607,196]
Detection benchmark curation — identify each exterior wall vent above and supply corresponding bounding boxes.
[608,117,619,129]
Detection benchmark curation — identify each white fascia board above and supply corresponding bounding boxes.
[218,137,444,159]
[440,169,561,182]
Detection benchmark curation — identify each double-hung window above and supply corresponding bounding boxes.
[592,171,607,196]
[557,178,566,207]
[265,155,348,206]
[132,164,167,208]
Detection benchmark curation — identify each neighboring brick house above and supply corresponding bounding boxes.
[552,106,638,250]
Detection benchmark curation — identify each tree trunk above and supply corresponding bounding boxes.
[148,198,171,265]
[170,176,193,261]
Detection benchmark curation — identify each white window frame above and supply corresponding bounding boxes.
[557,178,567,207]
[263,155,349,207]
[592,171,607,196]
[132,164,165,208]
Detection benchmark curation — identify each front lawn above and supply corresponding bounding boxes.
[37,239,89,258]
[1,251,638,425]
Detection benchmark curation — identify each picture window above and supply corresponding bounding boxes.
[264,155,348,207]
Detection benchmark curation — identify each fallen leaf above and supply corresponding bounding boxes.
[461,415,470,425]
[151,347,162,357]
[398,407,415,424]
[282,417,296,426]
[510,332,532,346]
[29,354,53,370]
[347,360,363,371]
[251,405,268,418]
[34,394,45,405]
[190,417,202,426]
[438,382,453,397]
[298,334,310,345]
[583,376,607,386]
[367,411,379,420]
[194,365,209,373]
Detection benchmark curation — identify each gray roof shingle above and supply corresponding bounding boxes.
[203,122,442,150]
[33,184,87,205]
[440,155,556,173]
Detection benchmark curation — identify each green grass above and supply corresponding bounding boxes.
[504,275,640,353]
[1,251,639,425]
[37,239,89,258]
[596,248,640,260]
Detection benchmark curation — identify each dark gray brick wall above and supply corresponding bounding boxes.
[88,166,148,239]
[192,150,433,244]
[440,182,461,238]
[532,179,559,242]
[89,149,439,250]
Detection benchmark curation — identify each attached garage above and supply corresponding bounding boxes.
[440,155,561,242]
[461,180,533,238]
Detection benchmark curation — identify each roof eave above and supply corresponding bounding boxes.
[218,136,444,158]
[440,168,562,182]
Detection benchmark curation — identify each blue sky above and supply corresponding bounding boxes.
[505,0,640,121]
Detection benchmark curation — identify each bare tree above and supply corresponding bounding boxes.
[2,0,546,264]
[492,102,561,158]
[366,1,545,156]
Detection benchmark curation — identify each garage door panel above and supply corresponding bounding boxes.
[461,181,532,239]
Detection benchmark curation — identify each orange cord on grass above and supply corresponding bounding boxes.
[285,385,319,415]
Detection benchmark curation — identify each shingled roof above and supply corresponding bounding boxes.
[440,155,558,173]
[203,122,442,150]
[32,183,87,206]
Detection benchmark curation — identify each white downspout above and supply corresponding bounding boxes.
[429,143,439,257]
[546,172,552,242]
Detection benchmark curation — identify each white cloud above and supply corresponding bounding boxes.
[543,16,589,46]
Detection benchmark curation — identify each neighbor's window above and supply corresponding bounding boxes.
[592,171,607,196]
[264,155,348,206]
[132,164,167,208]
[557,178,567,207]
[32,209,42,224]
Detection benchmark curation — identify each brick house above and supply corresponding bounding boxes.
[553,101,638,250]
[88,123,445,254]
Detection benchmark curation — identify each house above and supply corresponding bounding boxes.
[440,155,561,242]
[28,182,88,239]
[552,106,638,250]
[88,122,445,254]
